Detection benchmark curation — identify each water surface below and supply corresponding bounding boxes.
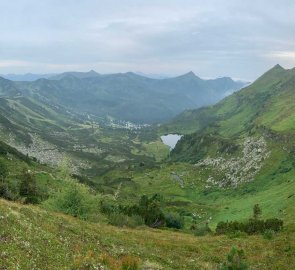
[161,134,182,150]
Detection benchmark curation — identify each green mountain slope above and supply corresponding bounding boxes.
[162,64,295,135]
[166,65,295,162]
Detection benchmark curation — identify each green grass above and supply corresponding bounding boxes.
[1,199,294,270]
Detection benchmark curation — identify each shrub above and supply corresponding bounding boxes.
[0,160,8,181]
[108,213,129,227]
[123,194,166,228]
[216,218,283,235]
[216,221,245,235]
[0,181,9,199]
[103,194,168,228]
[43,180,101,220]
[0,161,12,200]
[127,215,145,228]
[138,194,165,227]
[264,218,283,232]
[227,231,248,239]
[165,212,184,229]
[245,218,265,234]
[194,224,212,236]
[100,198,119,215]
[19,169,40,204]
[58,185,87,217]
[108,213,144,228]
[220,246,248,270]
[216,221,228,235]
[263,229,274,240]
[253,204,262,219]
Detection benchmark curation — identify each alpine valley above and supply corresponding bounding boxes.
[0,65,294,270]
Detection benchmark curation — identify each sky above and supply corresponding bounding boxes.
[0,0,295,80]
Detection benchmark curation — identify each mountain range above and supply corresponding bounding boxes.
[0,71,246,123]
[0,73,55,81]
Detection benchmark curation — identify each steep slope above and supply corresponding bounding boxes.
[163,64,294,135]
[9,71,246,123]
[162,65,295,192]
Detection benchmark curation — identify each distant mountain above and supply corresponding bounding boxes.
[134,72,171,79]
[1,73,54,81]
[49,70,100,80]
[0,76,22,96]
[5,70,245,123]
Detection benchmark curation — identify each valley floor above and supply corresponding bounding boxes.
[1,199,294,270]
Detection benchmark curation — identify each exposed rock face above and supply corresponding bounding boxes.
[195,137,271,188]
[13,134,64,166]
[7,133,90,174]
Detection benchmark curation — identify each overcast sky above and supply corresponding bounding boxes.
[0,0,294,80]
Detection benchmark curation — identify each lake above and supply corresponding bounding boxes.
[160,134,182,150]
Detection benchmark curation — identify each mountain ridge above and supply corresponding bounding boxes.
[0,71,246,123]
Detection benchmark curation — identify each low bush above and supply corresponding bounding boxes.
[19,170,40,204]
[194,225,212,236]
[100,197,119,215]
[108,213,144,228]
[263,229,275,240]
[219,246,248,270]
[43,179,101,221]
[227,231,248,239]
[264,218,284,232]
[119,194,166,228]
[216,218,283,235]
[0,181,13,200]
[165,212,184,229]
[0,161,15,200]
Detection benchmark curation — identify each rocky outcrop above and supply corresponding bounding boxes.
[195,137,271,188]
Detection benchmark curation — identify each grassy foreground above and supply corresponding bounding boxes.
[1,199,294,270]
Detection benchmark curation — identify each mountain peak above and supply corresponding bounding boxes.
[186,71,196,77]
[260,64,286,77]
[88,70,99,75]
[272,64,284,71]
[215,76,234,82]
[178,71,200,80]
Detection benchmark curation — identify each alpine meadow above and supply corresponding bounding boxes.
[0,1,294,270]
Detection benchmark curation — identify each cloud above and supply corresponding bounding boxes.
[0,0,294,80]
[0,60,30,68]
[268,51,295,59]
